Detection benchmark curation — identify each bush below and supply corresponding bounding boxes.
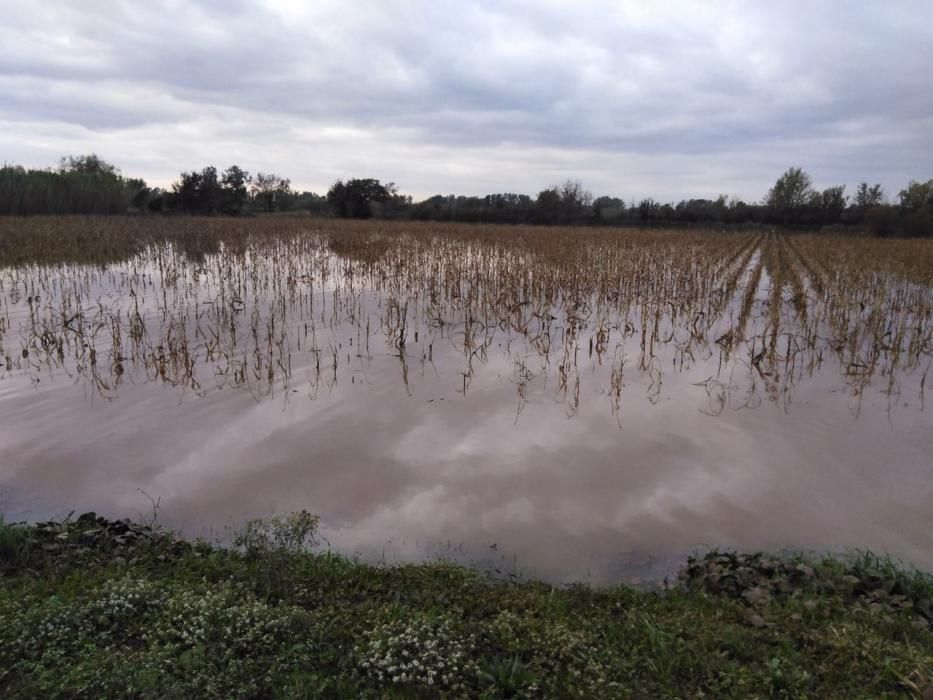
[865,205,901,237]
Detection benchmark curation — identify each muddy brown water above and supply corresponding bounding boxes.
[0,230,930,583]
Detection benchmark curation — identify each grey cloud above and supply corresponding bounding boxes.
[0,0,931,200]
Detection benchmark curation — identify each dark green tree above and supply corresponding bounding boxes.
[250,172,291,213]
[558,179,593,223]
[854,183,884,210]
[172,171,203,212]
[125,178,151,210]
[812,185,847,224]
[532,187,562,225]
[221,165,251,214]
[898,179,933,210]
[59,154,120,178]
[638,198,660,225]
[327,178,392,218]
[0,155,145,214]
[766,167,814,224]
[196,166,223,214]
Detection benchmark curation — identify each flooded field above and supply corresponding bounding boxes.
[1,217,931,583]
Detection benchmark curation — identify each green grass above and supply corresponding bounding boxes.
[0,515,29,564]
[1,513,931,698]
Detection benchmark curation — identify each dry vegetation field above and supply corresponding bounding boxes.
[1,217,930,419]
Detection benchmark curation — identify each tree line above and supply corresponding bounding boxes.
[0,159,328,218]
[0,156,149,216]
[1,156,930,237]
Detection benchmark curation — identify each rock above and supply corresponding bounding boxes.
[795,563,815,578]
[744,609,766,628]
[742,586,771,606]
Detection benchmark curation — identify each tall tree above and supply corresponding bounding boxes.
[197,166,223,214]
[897,179,933,238]
[898,179,933,210]
[221,165,250,214]
[169,166,224,213]
[59,154,120,178]
[638,198,661,225]
[327,178,391,218]
[532,187,562,225]
[172,171,203,213]
[766,167,814,224]
[0,155,140,214]
[250,173,291,213]
[125,177,151,210]
[813,185,847,224]
[558,179,593,223]
[854,183,884,210]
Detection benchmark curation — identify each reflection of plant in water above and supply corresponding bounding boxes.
[0,218,930,421]
[512,356,535,421]
[608,343,625,419]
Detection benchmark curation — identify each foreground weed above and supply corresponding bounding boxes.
[1,514,931,698]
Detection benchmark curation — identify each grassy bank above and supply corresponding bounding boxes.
[1,513,931,698]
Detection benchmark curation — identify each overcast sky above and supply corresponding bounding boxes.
[1,1,931,202]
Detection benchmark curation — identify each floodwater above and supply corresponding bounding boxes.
[1,229,931,583]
